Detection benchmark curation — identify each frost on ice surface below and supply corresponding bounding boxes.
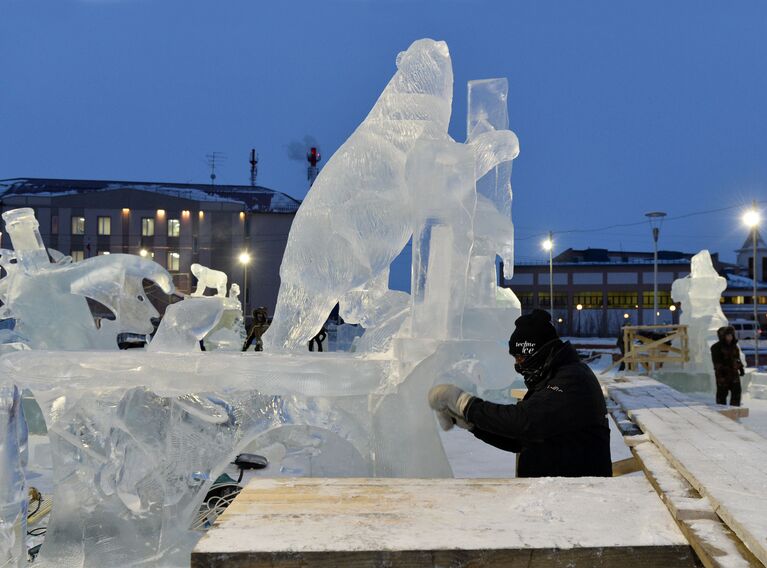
[0,208,174,350]
[671,250,729,375]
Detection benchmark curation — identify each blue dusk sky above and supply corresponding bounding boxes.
[1,0,766,290]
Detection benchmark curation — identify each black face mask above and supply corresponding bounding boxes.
[515,339,562,387]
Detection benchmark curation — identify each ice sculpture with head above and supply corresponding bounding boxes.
[0,208,174,350]
[671,250,729,374]
[264,38,454,351]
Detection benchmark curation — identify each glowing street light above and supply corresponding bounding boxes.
[238,251,251,265]
[139,249,148,258]
[743,201,761,368]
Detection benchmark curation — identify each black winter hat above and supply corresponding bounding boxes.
[508,309,559,357]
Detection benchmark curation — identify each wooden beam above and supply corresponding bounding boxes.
[193,477,695,568]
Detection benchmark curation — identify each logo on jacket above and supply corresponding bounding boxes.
[546,385,563,393]
[516,341,537,355]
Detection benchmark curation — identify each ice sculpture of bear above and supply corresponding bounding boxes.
[191,263,228,298]
[264,39,454,351]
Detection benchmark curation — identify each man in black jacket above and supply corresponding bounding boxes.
[428,309,612,478]
[710,325,745,406]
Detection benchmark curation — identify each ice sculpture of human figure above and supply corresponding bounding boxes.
[242,307,270,352]
[671,250,729,375]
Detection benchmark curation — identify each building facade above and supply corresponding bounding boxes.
[0,178,301,315]
[502,246,767,338]
[502,248,692,337]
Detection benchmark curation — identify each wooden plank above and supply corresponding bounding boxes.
[193,477,694,568]
[609,377,767,565]
[631,440,761,567]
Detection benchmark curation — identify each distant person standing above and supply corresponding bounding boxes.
[710,325,745,406]
[242,307,270,352]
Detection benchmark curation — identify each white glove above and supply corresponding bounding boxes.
[428,384,474,431]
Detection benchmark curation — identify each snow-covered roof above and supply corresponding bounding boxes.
[725,272,767,289]
[0,178,301,213]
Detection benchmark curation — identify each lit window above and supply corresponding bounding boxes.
[97,216,111,236]
[98,251,111,256]
[71,250,84,262]
[167,219,180,237]
[71,217,85,235]
[141,217,155,237]
[167,251,180,271]
[733,296,745,305]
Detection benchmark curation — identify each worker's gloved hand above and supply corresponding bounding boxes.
[739,366,746,377]
[428,384,474,431]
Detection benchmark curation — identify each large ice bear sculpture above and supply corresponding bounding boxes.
[264,38,454,351]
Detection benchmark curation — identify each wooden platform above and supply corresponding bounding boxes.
[608,377,767,565]
[192,477,694,567]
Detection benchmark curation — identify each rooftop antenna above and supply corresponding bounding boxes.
[249,149,258,187]
[206,152,227,185]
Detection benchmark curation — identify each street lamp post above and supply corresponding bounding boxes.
[645,212,667,326]
[542,232,554,317]
[576,303,583,337]
[743,202,761,369]
[238,251,251,317]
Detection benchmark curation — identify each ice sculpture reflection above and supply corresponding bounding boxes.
[0,38,524,567]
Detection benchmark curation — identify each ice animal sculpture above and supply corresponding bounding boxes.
[0,208,174,350]
[264,38,454,351]
[191,264,227,298]
[0,384,27,568]
[0,38,525,567]
[671,250,729,375]
[202,283,247,351]
[148,297,224,353]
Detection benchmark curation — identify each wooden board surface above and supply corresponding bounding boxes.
[632,438,761,567]
[608,377,767,565]
[193,477,693,568]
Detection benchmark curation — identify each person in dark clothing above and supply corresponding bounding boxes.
[242,307,270,352]
[428,309,612,478]
[308,326,328,352]
[711,325,745,406]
